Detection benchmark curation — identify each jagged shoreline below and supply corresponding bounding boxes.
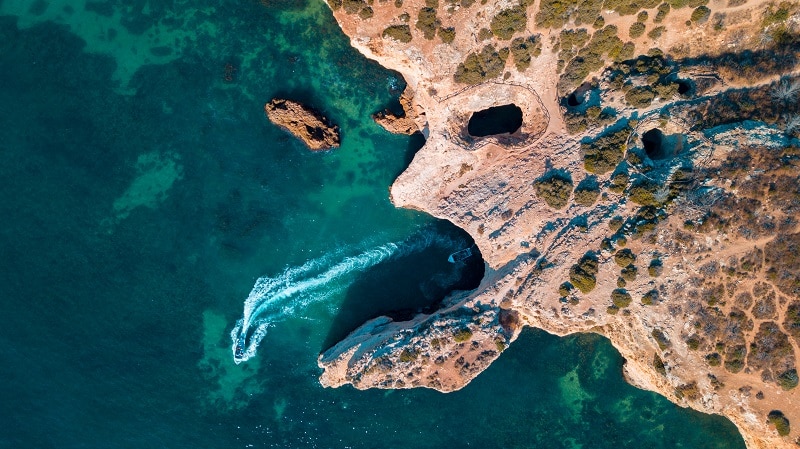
[317,1,800,447]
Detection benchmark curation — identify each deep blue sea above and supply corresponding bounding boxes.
[0,1,746,448]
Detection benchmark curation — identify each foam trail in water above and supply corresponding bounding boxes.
[231,229,461,363]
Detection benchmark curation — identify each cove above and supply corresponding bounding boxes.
[0,2,746,449]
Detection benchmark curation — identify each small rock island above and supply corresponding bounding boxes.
[265,98,340,151]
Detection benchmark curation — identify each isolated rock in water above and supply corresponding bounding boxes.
[372,88,420,135]
[265,98,340,151]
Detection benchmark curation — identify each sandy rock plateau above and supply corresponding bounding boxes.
[317,0,800,447]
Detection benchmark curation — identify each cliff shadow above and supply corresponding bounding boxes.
[321,221,484,351]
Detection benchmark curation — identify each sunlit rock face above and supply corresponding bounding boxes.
[319,1,800,448]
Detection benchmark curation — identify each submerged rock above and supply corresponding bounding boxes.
[265,98,340,151]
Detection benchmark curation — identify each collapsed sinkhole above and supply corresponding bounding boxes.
[641,128,687,160]
[467,104,523,137]
[677,79,692,95]
[567,92,582,107]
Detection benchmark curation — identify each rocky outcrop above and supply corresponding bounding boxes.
[320,1,800,448]
[372,87,420,135]
[265,98,340,151]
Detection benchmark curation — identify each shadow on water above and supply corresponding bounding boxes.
[401,131,427,173]
[322,221,484,350]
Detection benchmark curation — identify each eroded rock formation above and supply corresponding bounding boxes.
[318,0,800,447]
[372,87,421,135]
[265,98,340,151]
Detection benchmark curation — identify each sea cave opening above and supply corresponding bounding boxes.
[567,91,583,107]
[467,104,523,137]
[642,129,666,160]
[642,128,687,161]
[677,79,692,95]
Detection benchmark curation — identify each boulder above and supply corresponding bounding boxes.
[265,98,340,151]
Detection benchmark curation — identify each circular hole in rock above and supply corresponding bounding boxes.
[642,128,666,160]
[677,80,692,95]
[467,104,523,137]
[567,92,583,107]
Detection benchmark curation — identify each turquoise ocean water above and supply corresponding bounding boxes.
[0,1,746,448]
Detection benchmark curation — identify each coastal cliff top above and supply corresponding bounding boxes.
[319,1,800,448]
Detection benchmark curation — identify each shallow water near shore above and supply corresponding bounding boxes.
[0,1,746,448]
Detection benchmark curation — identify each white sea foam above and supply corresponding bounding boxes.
[231,229,461,363]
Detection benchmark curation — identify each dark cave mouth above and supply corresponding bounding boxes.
[467,104,523,137]
[642,128,687,160]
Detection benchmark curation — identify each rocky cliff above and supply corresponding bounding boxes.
[265,98,340,151]
[318,0,800,447]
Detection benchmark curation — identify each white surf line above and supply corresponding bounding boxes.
[230,229,463,364]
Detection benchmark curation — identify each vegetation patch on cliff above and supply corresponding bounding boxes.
[454,45,510,84]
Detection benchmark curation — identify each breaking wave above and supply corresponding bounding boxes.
[230,229,461,363]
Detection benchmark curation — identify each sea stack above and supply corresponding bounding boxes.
[265,98,340,151]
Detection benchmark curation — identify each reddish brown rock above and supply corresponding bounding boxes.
[265,98,340,151]
[372,88,420,135]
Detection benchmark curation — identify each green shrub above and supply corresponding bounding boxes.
[570,253,599,293]
[706,352,722,366]
[642,289,658,305]
[625,86,655,107]
[510,35,542,71]
[383,25,413,43]
[652,328,670,350]
[637,11,649,21]
[439,27,455,43]
[628,179,664,206]
[690,5,711,23]
[416,7,440,40]
[617,42,636,61]
[559,28,591,50]
[573,185,600,206]
[615,249,636,267]
[612,288,632,308]
[478,27,493,41]
[667,0,707,8]
[491,6,527,40]
[768,410,790,436]
[399,348,418,362]
[675,381,700,400]
[724,344,746,373]
[609,216,624,231]
[559,282,574,297]
[629,22,646,38]
[763,3,792,26]
[342,0,366,14]
[617,277,627,287]
[582,125,630,174]
[648,259,663,277]
[648,26,665,39]
[454,45,509,84]
[453,328,473,342]
[686,335,700,350]
[609,171,629,193]
[535,172,573,209]
[593,16,605,28]
[558,26,625,93]
[777,369,798,390]
[654,3,670,22]
[358,6,374,19]
[621,264,637,281]
[653,354,667,375]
